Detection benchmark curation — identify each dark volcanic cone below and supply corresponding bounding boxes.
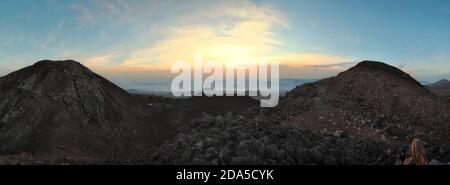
[0,60,172,161]
[280,61,450,145]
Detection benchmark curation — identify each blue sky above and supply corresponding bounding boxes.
[1,0,450,82]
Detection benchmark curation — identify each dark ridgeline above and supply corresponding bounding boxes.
[279,60,450,144]
[0,60,176,163]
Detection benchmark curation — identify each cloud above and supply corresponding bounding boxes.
[83,53,117,69]
[115,1,346,71]
[69,3,94,24]
[69,0,167,25]
[56,19,64,33]
[399,54,450,81]
[68,0,352,79]
[105,1,288,72]
[267,53,350,67]
[280,60,359,79]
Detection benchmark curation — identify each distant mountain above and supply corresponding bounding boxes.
[278,61,450,145]
[426,79,450,102]
[427,79,450,90]
[122,79,318,97]
[0,60,174,162]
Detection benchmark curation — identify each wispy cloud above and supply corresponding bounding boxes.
[69,0,165,25]
[399,54,450,81]
[83,53,117,69]
[69,3,94,24]
[267,53,350,67]
[56,19,64,33]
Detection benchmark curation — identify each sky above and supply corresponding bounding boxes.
[1,0,450,83]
